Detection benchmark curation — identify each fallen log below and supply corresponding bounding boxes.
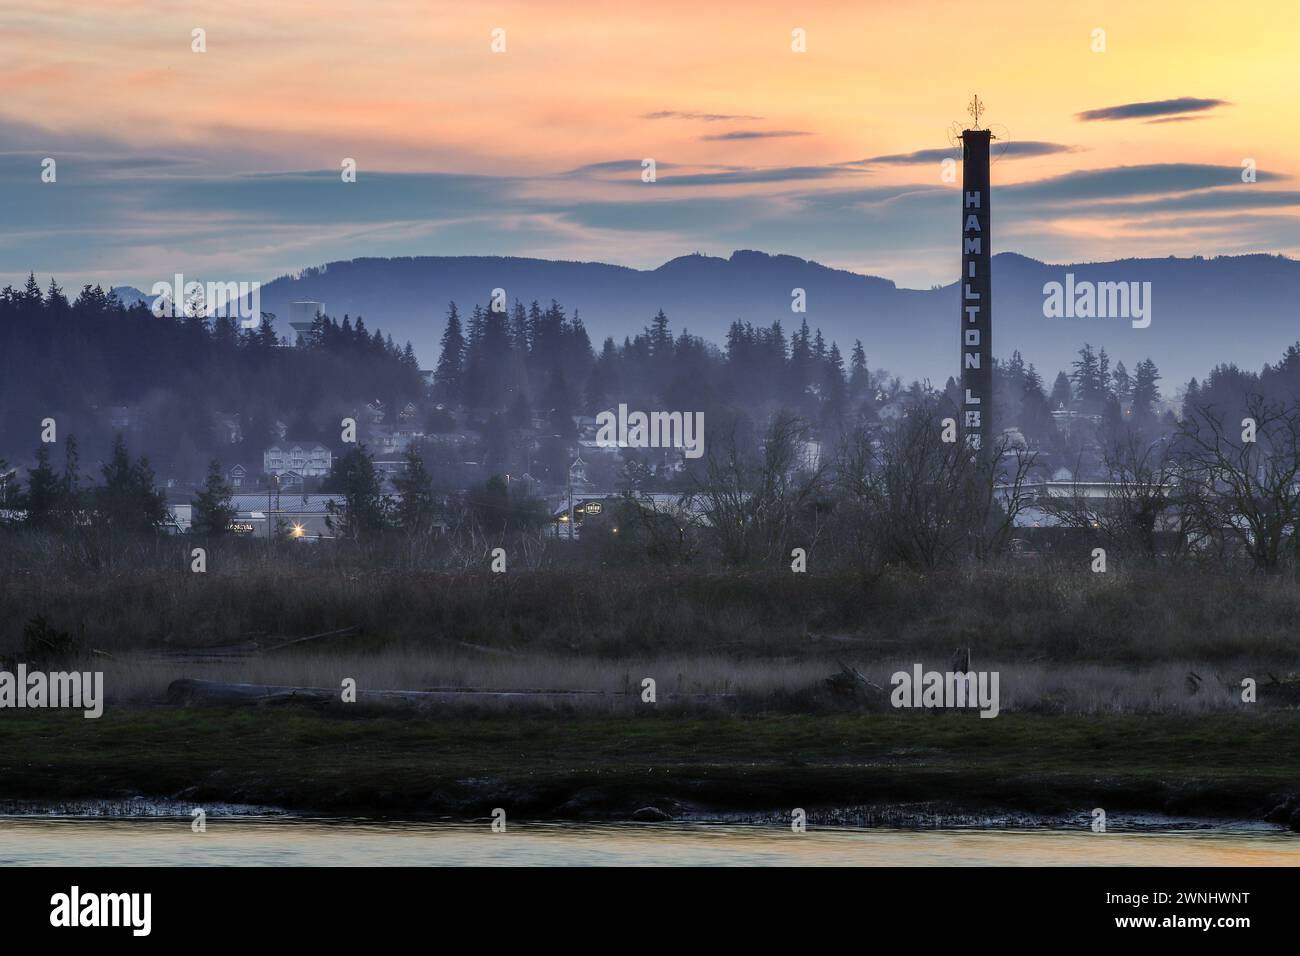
[824,661,884,696]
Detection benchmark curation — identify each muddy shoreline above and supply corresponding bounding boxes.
[0,797,1290,835]
[3,708,1299,831]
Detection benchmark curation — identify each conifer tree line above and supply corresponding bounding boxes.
[431,298,874,433]
[0,433,166,535]
[7,275,1300,548]
[431,296,1185,459]
[0,275,424,476]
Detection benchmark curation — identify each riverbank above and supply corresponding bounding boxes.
[3,817,1296,867]
[4,708,1299,827]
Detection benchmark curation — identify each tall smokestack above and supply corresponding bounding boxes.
[959,123,992,452]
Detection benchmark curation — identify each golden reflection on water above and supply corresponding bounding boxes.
[0,819,1296,866]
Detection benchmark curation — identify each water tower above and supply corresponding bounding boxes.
[288,300,324,347]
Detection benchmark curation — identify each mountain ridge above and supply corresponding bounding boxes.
[128,249,1300,389]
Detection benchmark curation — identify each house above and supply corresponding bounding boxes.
[368,426,425,455]
[227,464,251,489]
[264,441,333,480]
[569,456,589,487]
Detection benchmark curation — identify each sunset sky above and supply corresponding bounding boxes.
[1,0,1297,291]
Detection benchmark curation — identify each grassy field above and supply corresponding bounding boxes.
[4,564,1299,714]
[5,563,1300,662]
[4,563,1298,821]
[3,707,1299,823]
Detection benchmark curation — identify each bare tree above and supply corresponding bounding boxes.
[1176,396,1300,572]
[836,406,1034,570]
[689,411,826,566]
[1038,431,1181,560]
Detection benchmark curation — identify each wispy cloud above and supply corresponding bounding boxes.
[558,159,857,186]
[1003,162,1282,202]
[560,159,687,178]
[851,141,1076,165]
[654,165,861,186]
[1075,97,1230,122]
[1143,115,1208,125]
[642,110,762,122]
[701,130,811,141]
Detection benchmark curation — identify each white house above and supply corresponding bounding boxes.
[264,441,333,480]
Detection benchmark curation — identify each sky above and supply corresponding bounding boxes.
[1,0,1297,293]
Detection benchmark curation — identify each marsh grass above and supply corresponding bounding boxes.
[65,651,1277,717]
[3,561,1297,716]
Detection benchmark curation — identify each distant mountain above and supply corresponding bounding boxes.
[109,285,152,309]
[254,251,1300,390]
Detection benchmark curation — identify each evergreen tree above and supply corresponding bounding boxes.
[1071,343,1106,410]
[1049,371,1073,409]
[1132,358,1162,422]
[509,300,531,355]
[462,305,487,407]
[22,272,42,307]
[1005,350,1027,387]
[789,318,812,396]
[391,446,439,536]
[191,459,236,537]
[433,302,466,404]
[479,300,514,405]
[1023,363,1046,400]
[1182,377,1201,418]
[647,309,673,361]
[94,434,166,534]
[1019,367,1055,444]
[23,444,62,530]
[825,341,847,417]
[324,445,388,540]
[849,340,870,396]
[1112,360,1132,402]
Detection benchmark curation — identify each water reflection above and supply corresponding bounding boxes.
[0,818,1296,866]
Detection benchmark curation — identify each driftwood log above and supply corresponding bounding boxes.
[824,662,884,696]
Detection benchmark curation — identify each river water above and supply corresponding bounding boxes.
[1,818,1297,866]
